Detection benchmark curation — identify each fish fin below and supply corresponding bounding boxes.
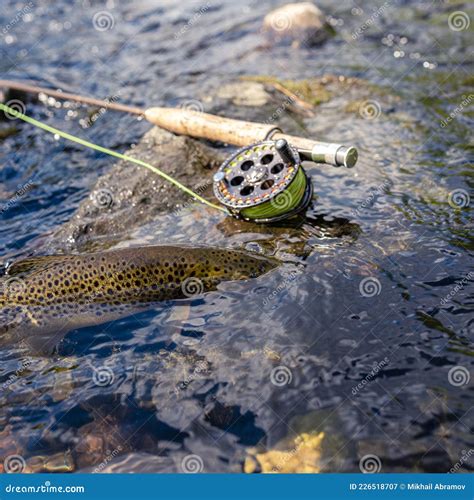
[6,255,73,276]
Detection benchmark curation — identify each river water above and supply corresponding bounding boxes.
[0,0,473,473]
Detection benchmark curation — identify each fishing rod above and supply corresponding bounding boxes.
[0,79,359,223]
[0,80,357,168]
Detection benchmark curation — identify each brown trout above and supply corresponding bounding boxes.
[0,246,277,351]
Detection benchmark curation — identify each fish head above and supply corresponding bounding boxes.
[193,247,279,282]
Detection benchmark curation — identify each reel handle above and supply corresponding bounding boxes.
[145,107,358,168]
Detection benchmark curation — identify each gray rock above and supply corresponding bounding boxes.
[262,2,332,47]
[53,127,223,251]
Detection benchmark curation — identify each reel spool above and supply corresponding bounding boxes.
[213,139,312,223]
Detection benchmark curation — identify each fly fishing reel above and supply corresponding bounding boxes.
[213,139,312,223]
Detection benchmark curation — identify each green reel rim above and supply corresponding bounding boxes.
[213,140,312,223]
[240,167,311,222]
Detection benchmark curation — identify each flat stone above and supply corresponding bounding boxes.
[262,2,332,47]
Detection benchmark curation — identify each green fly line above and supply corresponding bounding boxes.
[0,103,226,213]
[240,167,307,220]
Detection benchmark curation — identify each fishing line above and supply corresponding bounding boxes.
[0,103,226,213]
[241,167,308,220]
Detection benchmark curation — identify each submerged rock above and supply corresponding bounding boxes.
[262,2,333,47]
[244,431,325,473]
